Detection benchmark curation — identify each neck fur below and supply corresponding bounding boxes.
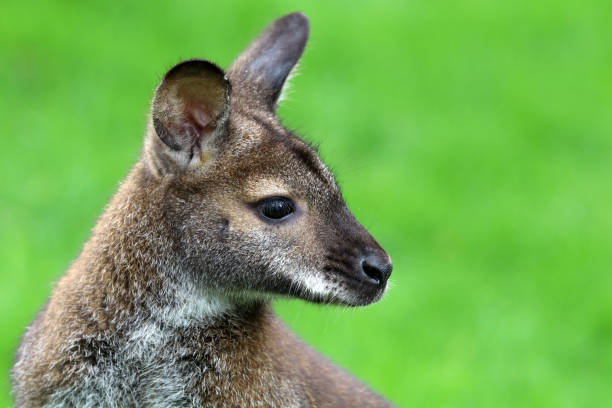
[71,164,264,333]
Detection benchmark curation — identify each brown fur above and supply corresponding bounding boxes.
[12,12,393,407]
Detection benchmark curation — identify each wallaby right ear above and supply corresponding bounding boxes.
[146,59,230,175]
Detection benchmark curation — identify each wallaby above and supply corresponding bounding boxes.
[12,12,394,407]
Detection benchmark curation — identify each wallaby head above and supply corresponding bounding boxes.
[141,12,391,310]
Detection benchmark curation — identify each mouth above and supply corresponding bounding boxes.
[299,268,387,307]
[275,252,392,306]
[329,269,387,306]
[318,252,392,306]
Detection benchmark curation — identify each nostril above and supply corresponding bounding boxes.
[361,260,383,284]
[361,258,392,286]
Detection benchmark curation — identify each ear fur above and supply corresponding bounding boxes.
[228,12,309,111]
[147,59,230,175]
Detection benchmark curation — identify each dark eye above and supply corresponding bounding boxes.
[258,197,295,221]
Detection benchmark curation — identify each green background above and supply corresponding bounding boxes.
[1,1,611,406]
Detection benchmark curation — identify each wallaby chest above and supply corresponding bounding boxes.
[49,315,305,407]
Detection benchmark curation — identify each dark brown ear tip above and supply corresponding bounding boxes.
[154,58,230,110]
[282,11,309,27]
[163,59,226,83]
[277,12,310,37]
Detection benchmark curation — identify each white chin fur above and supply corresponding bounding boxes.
[297,270,356,305]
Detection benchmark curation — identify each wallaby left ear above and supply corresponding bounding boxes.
[228,12,309,112]
[147,59,230,175]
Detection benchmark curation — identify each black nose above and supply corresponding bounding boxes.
[360,255,392,286]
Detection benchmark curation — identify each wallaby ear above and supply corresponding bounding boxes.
[228,12,309,111]
[147,59,230,174]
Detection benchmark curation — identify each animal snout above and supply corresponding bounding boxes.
[359,253,392,286]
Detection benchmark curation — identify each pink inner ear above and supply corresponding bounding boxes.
[191,106,212,129]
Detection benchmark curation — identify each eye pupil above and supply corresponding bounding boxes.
[259,197,294,220]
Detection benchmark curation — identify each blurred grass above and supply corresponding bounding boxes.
[1,0,612,406]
